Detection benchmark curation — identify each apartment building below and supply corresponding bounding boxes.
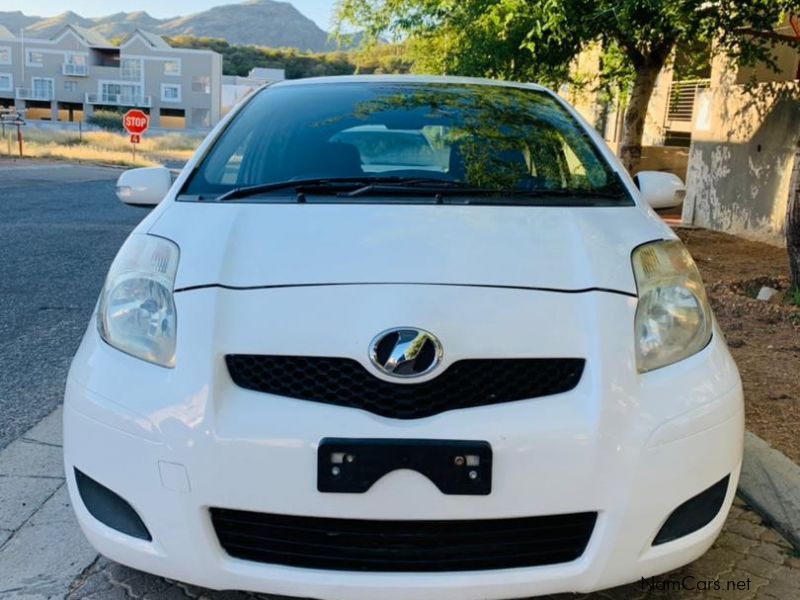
[0,24,222,129]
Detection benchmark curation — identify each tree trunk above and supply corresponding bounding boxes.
[787,142,800,290]
[619,64,662,174]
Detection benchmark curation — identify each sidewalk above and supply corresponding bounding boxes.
[0,408,97,599]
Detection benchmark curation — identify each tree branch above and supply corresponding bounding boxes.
[736,28,800,45]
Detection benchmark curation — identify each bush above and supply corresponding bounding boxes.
[790,287,800,307]
[87,110,125,132]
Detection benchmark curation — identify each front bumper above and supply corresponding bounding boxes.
[64,286,744,599]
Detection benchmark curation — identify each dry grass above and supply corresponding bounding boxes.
[12,142,162,167]
[0,128,202,168]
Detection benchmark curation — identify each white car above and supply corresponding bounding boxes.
[64,76,742,600]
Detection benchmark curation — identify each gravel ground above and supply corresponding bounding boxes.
[676,228,800,464]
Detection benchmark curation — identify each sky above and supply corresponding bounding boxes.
[0,0,337,30]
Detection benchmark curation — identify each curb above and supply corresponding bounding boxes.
[738,431,800,549]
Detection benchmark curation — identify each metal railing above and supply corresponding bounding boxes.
[62,63,88,76]
[15,87,53,101]
[665,79,710,122]
[85,92,152,108]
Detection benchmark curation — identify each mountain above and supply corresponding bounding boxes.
[0,10,40,33]
[24,11,94,38]
[0,1,343,52]
[159,1,331,50]
[92,12,165,39]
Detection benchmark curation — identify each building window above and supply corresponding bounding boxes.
[121,58,142,80]
[31,77,54,100]
[0,47,10,65]
[663,131,693,148]
[99,81,144,105]
[191,75,211,94]
[65,54,87,67]
[63,53,88,76]
[161,84,181,103]
[190,108,210,127]
[0,73,12,91]
[64,80,78,92]
[164,60,180,76]
[26,50,44,67]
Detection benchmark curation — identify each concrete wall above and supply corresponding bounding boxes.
[682,48,800,246]
[736,42,799,84]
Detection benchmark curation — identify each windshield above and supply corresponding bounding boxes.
[183,81,629,203]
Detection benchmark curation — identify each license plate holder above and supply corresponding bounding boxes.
[318,438,492,495]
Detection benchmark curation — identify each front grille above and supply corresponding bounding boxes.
[210,509,597,572]
[225,355,585,419]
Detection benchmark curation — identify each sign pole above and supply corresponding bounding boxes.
[122,109,149,165]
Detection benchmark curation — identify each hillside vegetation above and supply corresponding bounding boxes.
[167,36,410,78]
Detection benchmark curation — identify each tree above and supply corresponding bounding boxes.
[336,0,800,172]
[789,142,800,291]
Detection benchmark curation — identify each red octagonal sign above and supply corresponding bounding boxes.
[123,109,149,136]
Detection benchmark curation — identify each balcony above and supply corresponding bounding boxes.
[16,87,53,101]
[85,92,152,108]
[63,63,88,77]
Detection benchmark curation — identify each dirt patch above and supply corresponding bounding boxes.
[676,228,800,463]
[677,227,789,281]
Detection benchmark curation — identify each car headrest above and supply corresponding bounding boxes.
[308,142,363,177]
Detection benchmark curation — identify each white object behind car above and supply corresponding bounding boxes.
[636,170,686,209]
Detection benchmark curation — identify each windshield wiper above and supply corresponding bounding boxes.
[215,176,454,202]
[340,178,485,198]
[445,187,627,206]
[216,177,627,203]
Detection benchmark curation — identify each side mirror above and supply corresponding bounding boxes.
[634,171,686,210]
[115,167,172,207]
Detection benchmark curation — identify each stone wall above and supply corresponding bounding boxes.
[683,80,800,246]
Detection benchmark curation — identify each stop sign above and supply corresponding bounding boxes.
[123,109,149,135]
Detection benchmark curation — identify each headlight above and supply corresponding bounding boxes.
[98,234,179,367]
[632,240,712,372]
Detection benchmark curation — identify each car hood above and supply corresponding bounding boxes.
[149,202,671,295]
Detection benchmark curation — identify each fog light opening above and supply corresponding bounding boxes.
[653,475,730,545]
[74,468,152,541]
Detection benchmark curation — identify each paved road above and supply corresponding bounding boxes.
[0,159,145,451]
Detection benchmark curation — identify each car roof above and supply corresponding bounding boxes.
[270,74,551,94]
